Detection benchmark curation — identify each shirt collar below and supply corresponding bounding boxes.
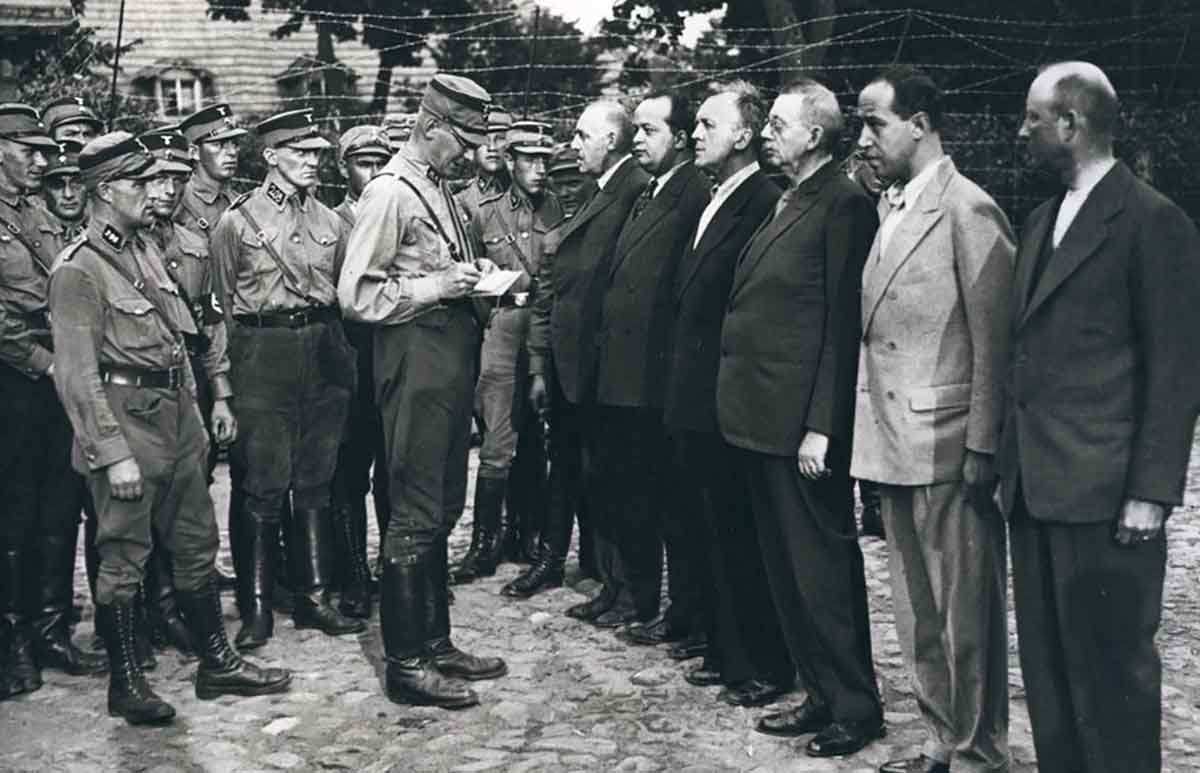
[89,219,133,252]
[1068,157,1117,199]
[0,189,21,210]
[262,172,307,212]
[887,155,946,212]
[188,172,227,205]
[650,160,687,198]
[712,162,759,202]
[508,186,535,211]
[596,154,632,191]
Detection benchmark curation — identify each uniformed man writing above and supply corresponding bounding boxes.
[0,104,106,703]
[209,109,365,650]
[453,120,562,586]
[49,132,291,725]
[339,73,507,710]
[330,124,393,620]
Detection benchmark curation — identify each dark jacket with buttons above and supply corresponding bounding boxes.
[0,195,61,378]
[663,169,779,434]
[718,159,877,457]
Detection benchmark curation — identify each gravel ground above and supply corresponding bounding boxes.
[3,436,1200,773]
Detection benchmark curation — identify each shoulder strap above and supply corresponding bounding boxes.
[177,197,211,231]
[84,240,184,339]
[234,201,320,305]
[0,210,51,275]
[389,173,465,263]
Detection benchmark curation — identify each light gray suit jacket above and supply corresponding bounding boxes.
[851,158,1015,486]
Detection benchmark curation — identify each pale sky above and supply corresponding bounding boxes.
[536,0,718,44]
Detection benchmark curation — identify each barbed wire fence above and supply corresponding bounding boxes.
[64,4,1200,222]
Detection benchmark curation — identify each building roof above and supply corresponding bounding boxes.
[0,0,74,32]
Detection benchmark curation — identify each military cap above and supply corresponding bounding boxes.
[79,131,161,186]
[548,143,582,175]
[382,112,417,145]
[255,109,331,150]
[487,109,513,133]
[44,139,84,179]
[506,120,554,156]
[0,103,59,151]
[41,96,103,134]
[179,103,248,144]
[419,73,492,148]
[338,125,391,163]
[140,128,193,174]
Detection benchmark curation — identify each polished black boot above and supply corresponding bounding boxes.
[143,544,195,657]
[290,507,367,637]
[450,476,505,584]
[1,545,42,699]
[28,534,108,675]
[336,502,372,619]
[235,513,278,651]
[380,554,478,709]
[132,584,158,671]
[501,468,569,599]
[506,419,547,564]
[426,541,507,680]
[176,579,292,700]
[96,601,175,725]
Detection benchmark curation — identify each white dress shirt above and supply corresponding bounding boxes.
[693,162,759,249]
[596,154,633,191]
[879,156,947,257]
[1052,158,1116,248]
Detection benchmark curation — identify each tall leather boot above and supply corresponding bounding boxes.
[132,584,158,671]
[380,553,477,709]
[142,543,195,657]
[273,499,295,614]
[507,419,547,563]
[336,502,372,619]
[235,511,278,651]
[28,533,108,675]
[426,540,507,681]
[1,545,42,699]
[176,578,291,700]
[501,468,570,599]
[290,507,367,636]
[95,601,175,725]
[450,476,505,584]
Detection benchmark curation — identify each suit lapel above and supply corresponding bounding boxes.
[730,188,821,297]
[556,157,635,246]
[1012,198,1056,325]
[862,160,953,334]
[675,171,763,301]
[608,167,687,280]
[1021,163,1129,326]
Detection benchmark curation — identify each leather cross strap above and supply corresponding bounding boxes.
[390,173,468,264]
[0,211,52,275]
[86,239,185,341]
[234,203,322,306]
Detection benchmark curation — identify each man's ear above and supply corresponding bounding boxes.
[672,128,689,153]
[94,181,112,203]
[262,146,277,167]
[909,111,931,140]
[188,145,200,162]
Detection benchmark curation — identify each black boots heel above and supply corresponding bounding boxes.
[290,507,367,637]
[96,601,175,725]
[29,534,109,674]
[450,476,505,584]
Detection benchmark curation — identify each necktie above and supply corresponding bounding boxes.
[631,179,657,219]
[773,187,794,219]
[878,184,907,257]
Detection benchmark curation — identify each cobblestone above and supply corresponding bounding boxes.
[4,439,1200,771]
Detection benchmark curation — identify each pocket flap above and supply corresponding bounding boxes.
[111,297,155,316]
[909,383,972,412]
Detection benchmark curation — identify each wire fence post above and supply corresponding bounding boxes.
[107,0,126,126]
[523,6,540,119]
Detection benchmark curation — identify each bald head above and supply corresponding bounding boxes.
[1031,61,1120,144]
[572,100,635,176]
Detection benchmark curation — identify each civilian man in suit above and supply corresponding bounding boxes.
[1000,61,1200,773]
[718,79,883,754]
[660,81,786,682]
[527,101,649,623]
[852,66,1014,773]
[591,92,710,631]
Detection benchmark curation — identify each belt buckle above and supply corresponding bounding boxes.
[167,368,181,389]
[289,309,308,327]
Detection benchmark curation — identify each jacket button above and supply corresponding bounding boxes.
[886,390,895,400]
[887,341,897,350]
[888,290,898,300]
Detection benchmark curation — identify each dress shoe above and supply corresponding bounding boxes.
[668,633,707,661]
[565,586,615,622]
[593,604,638,629]
[878,755,949,773]
[717,678,789,707]
[755,698,832,737]
[618,614,688,646]
[805,718,886,758]
[684,662,723,687]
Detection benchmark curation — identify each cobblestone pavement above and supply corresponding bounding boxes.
[4,444,1200,773]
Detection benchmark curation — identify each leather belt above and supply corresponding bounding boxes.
[234,306,338,329]
[100,365,184,390]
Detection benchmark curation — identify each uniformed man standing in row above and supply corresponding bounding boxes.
[1,104,107,703]
[138,128,237,656]
[453,120,562,585]
[209,110,366,650]
[340,74,508,710]
[41,96,103,145]
[455,109,512,219]
[49,133,292,724]
[41,140,89,244]
[330,124,394,620]
[383,112,417,147]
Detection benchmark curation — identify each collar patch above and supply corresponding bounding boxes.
[102,225,125,249]
[266,182,286,207]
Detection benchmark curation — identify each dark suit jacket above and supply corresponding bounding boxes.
[595,162,711,410]
[663,169,780,434]
[717,159,878,457]
[527,157,650,405]
[998,161,1200,523]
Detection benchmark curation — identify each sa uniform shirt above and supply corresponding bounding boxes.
[0,192,62,378]
[48,219,198,471]
[471,186,563,287]
[175,173,237,236]
[208,173,346,320]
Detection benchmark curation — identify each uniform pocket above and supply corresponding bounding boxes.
[122,390,163,421]
[108,297,159,351]
[909,383,972,412]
